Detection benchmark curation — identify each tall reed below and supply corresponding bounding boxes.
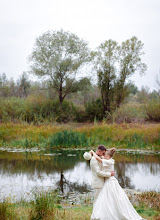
[0,199,8,220]
[49,130,90,148]
[30,189,58,220]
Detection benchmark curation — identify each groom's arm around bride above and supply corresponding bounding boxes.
[90,153,114,204]
[83,145,115,204]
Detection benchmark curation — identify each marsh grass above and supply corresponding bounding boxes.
[49,130,90,148]
[126,133,146,148]
[0,123,160,150]
[0,199,8,220]
[29,189,59,220]
[135,191,160,211]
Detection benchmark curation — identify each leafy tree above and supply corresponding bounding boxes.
[136,86,150,103]
[0,73,10,97]
[29,30,90,104]
[85,98,104,121]
[69,77,92,104]
[155,74,160,96]
[93,40,118,113]
[115,36,147,107]
[127,82,138,95]
[93,37,147,114]
[17,72,30,97]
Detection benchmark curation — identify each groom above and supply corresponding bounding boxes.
[90,145,115,204]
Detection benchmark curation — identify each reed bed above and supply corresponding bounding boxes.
[0,122,160,150]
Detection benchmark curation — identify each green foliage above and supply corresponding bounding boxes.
[30,189,58,220]
[29,29,90,103]
[0,199,8,220]
[73,105,87,122]
[49,130,89,148]
[85,98,104,121]
[112,104,146,123]
[93,37,147,113]
[0,95,78,123]
[17,72,30,98]
[135,205,159,218]
[24,95,76,123]
[126,133,146,148]
[145,101,160,122]
[0,97,25,122]
[94,39,118,113]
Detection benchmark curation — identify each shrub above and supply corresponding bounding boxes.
[0,97,25,122]
[145,101,160,122]
[112,104,146,123]
[85,98,104,121]
[74,105,87,122]
[24,95,76,123]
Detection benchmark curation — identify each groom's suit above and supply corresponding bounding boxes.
[90,156,111,204]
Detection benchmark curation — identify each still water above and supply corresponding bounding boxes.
[0,149,160,201]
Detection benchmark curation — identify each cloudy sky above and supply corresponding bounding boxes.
[0,0,160,90]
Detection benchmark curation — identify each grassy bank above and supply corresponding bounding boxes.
[0,190,159,220]
[0,122,160,150]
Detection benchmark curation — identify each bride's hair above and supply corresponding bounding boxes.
[106,148,116,157]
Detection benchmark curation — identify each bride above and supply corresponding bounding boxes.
[90,148,144,220]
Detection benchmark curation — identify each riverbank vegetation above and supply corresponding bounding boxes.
[0,31,160,149]
[0,123,160,150]
[0,31,160,125]
[0,189,159,220]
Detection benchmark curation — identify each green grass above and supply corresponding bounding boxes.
[1,200,159,220]
[0,199,8,220]
[135,205,160,219]
[29,189,59,220]
[49,130,90,148]
[0,122,160,150]
[0,190,159,220]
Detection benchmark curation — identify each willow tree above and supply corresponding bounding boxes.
[29,30,90,104]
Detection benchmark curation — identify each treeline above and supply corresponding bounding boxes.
[0,29,160,123]
[0,72,160,123]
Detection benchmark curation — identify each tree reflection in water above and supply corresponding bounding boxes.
[115,162,135,189]
[0,149,160,200]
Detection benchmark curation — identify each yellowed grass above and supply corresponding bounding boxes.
[0,122,160,149]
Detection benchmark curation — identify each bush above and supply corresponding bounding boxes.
[74,105,87,122]
[112,104,146,123]
[85,98,104,122]
[24,95,76,123]
[145,101,160,122]
[0,97,25,122]
[0,96,78,123]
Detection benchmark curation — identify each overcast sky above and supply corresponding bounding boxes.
[0,0,160,91]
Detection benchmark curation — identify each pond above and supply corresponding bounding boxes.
[0,148,160,201]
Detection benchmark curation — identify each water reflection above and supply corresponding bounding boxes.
[0,150,160,201]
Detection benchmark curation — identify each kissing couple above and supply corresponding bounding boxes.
[84,145,145,220]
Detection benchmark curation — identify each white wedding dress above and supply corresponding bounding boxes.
[91,158,143,220]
